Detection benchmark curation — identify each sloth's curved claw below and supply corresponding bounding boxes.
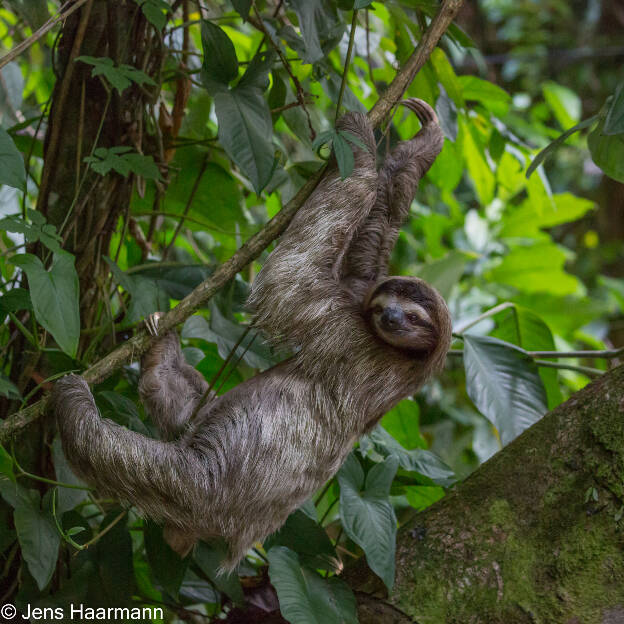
[400,97,439,127]
[145,311,163,337]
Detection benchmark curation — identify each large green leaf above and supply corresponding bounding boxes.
[131,152,245,231]
[363,426,455,486]
[105,256,169,324]
[542,81,581,130]
[182,306,276,370]
[492,306,563,409]
[463,334,547,445]
[337,454,398,590]
[426,139,463,191]
[51,437,88,514]
[418,250,468,300]
[144,521,189,598]
[194,539,245,605]
[287,0,345,64]
[91,510,134,604]
[200,20,238,86]
[267,546,357,624]
[0,374,20,400]
[266,509,336,571]
[0,127,26,190]
[499,193,595,238]
[588,116,624,183]
[214,85,276,193]
[460,116,495,205]
[380,399,426,450]
[488,242,581,295]
[458,75,511,116]
[430,48,464,108]
[12,252,80,357]
[604,83,624,135]
[0,481,60,590]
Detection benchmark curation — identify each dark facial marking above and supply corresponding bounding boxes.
[380,305,405,331]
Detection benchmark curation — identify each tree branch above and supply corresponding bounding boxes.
[0,0,464,442]
[346,364,624,622]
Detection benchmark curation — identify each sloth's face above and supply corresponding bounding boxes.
[365,277,444,353]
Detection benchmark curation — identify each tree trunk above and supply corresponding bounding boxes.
[346,364,624,624]
[37,0,160,334]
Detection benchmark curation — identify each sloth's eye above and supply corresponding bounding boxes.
[406,313,421,324]
[372,305,383,315]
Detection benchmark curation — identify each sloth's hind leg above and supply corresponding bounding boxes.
[139,329,208,440]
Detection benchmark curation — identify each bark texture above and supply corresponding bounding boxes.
[347,364,624,623]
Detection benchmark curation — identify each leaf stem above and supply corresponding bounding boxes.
[534,360,604,377]
[454,302,516,335]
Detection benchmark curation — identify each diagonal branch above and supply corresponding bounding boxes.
[0,0,464,443]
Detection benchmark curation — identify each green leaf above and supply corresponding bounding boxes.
[182,306,276,370]
[588,116,624,183]
[12,252,80,357]
[405,485,445,511]
[84,147,161,180]
[337,453,398,590]
[430,48,464,108]
[179,569,220,604]
[144,521,189,598]
[604,83,624,135]
[131,152,245,231]
[194,539,245,604]
[201,20,239,87]
[0,128,26,190]
[0,482,60,590]
[332,133,354,179]
[134,0,171,29]
[77,56,155,94]
[129,264,213,300]
[239,49,276,90]
[426,139,462,191]
[418,250,468,300]
[363,426,455,486]
[0,288,32,318]
[460,116,494,205]
[214,84,275,193]
[0,374,21,401]
[288,0,345,64]
[0,210,62,253]
[488,242,581,295]
[267,546,358,624]
[499,193,595,238]
[542,81,582,131]
[491,307,563,409]
[51,437,88,513]
[92,510,134,603]
[265,510,336,571]
[458,76,511,115]
[463,334,547,446]
[0,444,15,482]
[380,399,426,450]
[104,256,169,324]
[231,0,252,20]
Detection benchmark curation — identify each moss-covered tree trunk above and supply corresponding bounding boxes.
[347,364,624,624]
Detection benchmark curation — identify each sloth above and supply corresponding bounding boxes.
[52,98,452,569]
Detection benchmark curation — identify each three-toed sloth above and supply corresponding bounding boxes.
[52,98,452,569]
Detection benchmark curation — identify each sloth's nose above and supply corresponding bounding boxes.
[381,306,404,329]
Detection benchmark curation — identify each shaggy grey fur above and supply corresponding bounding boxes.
[52,99,451,569]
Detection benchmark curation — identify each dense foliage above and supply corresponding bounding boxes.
[0,0,622,621]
